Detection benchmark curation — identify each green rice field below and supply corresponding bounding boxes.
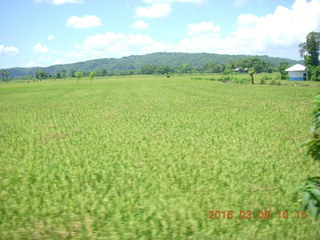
[1,75,320,239]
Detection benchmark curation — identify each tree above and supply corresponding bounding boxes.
[223,63,232,75]
[89,71,96,82]
[278,62,289,80]
[299,32,320,67]
[141,64,156,74]
[178,64,192,74]
[155,65,171,75]
[310,65,320,81]
[248,67,255,84]
[69,69,76,78]
[75,72,83,84]
[56,72,61,79]
[61,69,67,80]
[99,69,108,76]
[1,69,9,83]
[35,70,48,80]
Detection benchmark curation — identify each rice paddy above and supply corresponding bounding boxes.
[0,75,320,239]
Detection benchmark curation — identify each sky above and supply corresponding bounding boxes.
[0,0,320,69]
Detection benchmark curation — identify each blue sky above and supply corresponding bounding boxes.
[0,0,319,68]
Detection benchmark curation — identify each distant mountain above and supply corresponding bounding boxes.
[6,52,303,77]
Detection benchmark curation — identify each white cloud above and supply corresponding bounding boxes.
[28,0,320,66]
[83,32,126,48]
[188,22,220,37]
[66,15,102,29]
[63,32,172,62]
[26,56,68,68]
[33,43,50,54]
[25,60,38,68]
[132,20,149,29]
[0,45,19,56]
[135,0,206,18]
[135,4,172,18]
[176,0,320,59]
[48,35,55,40]
[232,0,320,49]
[35,0,83,4]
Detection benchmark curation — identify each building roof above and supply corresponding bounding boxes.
[285,64,306,72]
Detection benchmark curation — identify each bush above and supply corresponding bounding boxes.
[261,75,272,81]
[217,75,247,84]
[299,92,320,220]
[310,66,320,81]
[218,75,234,82]
[298,177,320,220]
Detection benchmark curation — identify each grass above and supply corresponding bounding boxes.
[1,75,320,239]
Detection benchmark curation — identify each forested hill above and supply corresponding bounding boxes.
[6,52,302,77]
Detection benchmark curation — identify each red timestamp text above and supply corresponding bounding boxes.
[208,210,307,220]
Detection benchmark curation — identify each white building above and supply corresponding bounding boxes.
[285,64,307,81]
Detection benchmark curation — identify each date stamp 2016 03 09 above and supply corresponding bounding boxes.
[208,210,308,220]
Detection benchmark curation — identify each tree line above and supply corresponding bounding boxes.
[3,52,300,79]
[7,57,291,81]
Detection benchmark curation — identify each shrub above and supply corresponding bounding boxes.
[261,75,272,81]
[299,92,320,220]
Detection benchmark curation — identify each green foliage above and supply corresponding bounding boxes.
[69,69,76,78]
[155,64,171,75]
[300,32,320,81]
[216,75,248,84]
[35,70,49,80]
[299,92,320,220]
[56,72,61,79]
[75,71,83,83]
[89,71,96,82]
[299,32,320,67]
[309,65,320,81]
[223,63,233,75]
[141,64,157,74]
[302,92,320,160]
[261,75,272,81]
[61,69,67,78]
[178,63,192,74]
[232,57,274,73]
[1,69,9,83]
[278,62,289,80]
[298,177,320,220]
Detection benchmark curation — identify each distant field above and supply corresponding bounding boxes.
[0,75,320,239]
